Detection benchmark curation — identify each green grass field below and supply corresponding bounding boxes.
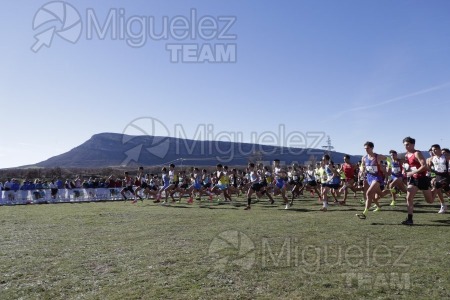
[0,193,449,299]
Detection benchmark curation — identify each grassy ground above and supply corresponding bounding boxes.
[0,193,449,299]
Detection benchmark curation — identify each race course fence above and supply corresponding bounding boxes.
[0,188,148,205]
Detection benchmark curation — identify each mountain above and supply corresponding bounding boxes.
[32,133,362,168]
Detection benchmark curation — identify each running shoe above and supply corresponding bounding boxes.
[401,218,413,226]
[438,205,447,214]
[356,213,366,219]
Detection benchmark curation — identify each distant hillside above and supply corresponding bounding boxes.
[32,133,362,168]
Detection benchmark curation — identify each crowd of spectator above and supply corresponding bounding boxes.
[0,176,130,205]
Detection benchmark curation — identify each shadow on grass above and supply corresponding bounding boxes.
[142,203,196,209]
[164,205,195,209]
[258,206,311,212]
[431,219,450,225]
[283,208,310,212]
[387,209,440,214]
[370,221,450,227]
[412,203,440,208]
[304,206,365,212]
[198,204,240,210]
[200,206,239,210]
[271,207,353,213]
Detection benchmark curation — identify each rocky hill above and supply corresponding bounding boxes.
[33,133,361,168]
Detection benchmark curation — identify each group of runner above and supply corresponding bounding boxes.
[117,136,448,226]
[355,137,448,225]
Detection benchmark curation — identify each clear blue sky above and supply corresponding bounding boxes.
[1,0,450,168]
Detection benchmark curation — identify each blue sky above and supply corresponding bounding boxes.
[1,0,450,168]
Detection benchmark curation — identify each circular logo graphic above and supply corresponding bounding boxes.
[121,117,171,166]
[32,1,82,52]
[209,230,255,272]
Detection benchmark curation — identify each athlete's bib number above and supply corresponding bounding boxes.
[392,167,401,174]
[366,166,378,174]
[435,165,448,173]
